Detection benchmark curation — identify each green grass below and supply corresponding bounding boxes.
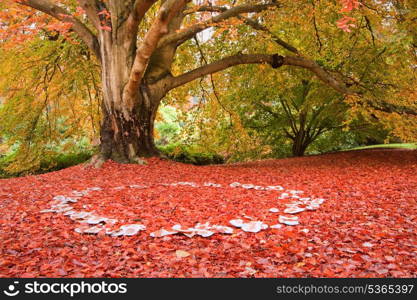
[348,143,417,151]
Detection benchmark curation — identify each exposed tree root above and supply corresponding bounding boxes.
[84,155,107,169]
[130,156,147,165]
[84,154,148,169]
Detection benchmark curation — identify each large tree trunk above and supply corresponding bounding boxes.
[292,142,308,157]
[291,132,309,157]
[99,84,161,163]
[95,25,164,164]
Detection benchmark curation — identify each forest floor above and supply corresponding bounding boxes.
[0,149,416,278]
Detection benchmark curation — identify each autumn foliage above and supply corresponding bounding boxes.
[0,0,416,280]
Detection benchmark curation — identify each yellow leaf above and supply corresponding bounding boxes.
[175,250,191,258]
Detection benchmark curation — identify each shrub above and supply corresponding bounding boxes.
[0,151,92,178]
[159,143,224,165]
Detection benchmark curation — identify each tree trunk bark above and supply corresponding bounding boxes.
[99,84,160,163]
[292,134,308,157]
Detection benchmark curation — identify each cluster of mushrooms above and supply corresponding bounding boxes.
[41,181,325,237]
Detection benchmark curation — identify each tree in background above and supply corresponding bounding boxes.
[242,79,347,157]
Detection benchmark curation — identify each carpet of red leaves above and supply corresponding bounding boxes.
[0,149,416,278]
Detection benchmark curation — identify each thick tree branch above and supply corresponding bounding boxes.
[131,0,157,23]
[158,2,279,48]
[166,53,352,95]
[123,0,157,41]
[144,4,189,82]
[167,54,279,90]
[123,0,190,99]
[19,0,100,59]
